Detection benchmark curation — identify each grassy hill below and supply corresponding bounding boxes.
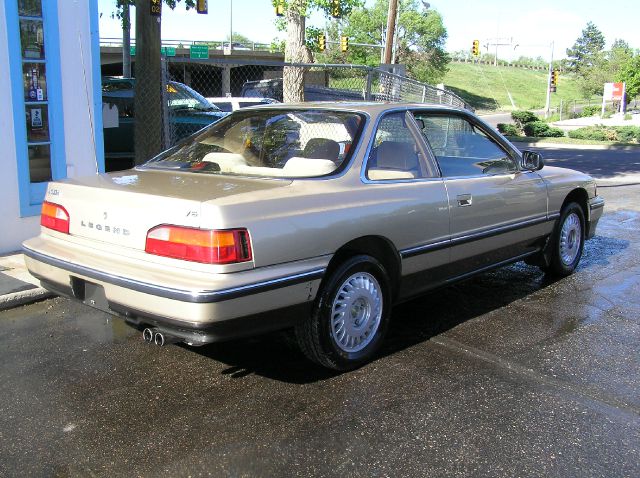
[443,62,600,113]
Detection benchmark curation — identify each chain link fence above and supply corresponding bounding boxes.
[104,58,471,170]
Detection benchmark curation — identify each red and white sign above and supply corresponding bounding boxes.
[603,82,625,101]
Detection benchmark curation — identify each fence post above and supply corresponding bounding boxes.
[421,85,426,103]
[365,69,373,100]
[161,57,171,150]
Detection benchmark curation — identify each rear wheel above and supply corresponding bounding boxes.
[295,255,391,370]
[544,202,585,277]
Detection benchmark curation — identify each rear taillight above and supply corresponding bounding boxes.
[145,225,252,264]
[41,201,70,234]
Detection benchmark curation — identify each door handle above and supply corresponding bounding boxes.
[457,194,472,207]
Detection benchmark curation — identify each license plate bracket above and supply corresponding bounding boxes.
[70,277,110,313]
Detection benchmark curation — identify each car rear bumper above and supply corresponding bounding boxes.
[23,236,326,342]
[587,195,605,239]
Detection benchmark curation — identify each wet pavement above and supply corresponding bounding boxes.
[1,186,639,477]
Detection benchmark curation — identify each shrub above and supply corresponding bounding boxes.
[522,121,565,138]
[497,123,519,136]
[569,127,608,141]
[545,126,565,138]
[568,126,640,142]
[511,110,539,131]
[581,105,600,117]
[616,126,637,142]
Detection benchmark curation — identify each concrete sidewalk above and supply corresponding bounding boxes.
[0,253,53,311]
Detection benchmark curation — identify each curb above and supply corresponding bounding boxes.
[0,287,55,311]
[512,142,639,151]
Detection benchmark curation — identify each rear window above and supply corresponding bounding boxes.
[142,109,365,178]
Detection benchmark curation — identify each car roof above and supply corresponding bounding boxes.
[243,101,468,115]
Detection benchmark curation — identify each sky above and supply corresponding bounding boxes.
[97,0,640,61]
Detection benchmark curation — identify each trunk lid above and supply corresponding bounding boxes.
[46,169,290,250]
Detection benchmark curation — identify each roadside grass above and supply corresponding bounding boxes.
[506,135,640,147]
[443,62,600,113]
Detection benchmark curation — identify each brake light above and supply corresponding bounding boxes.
[145,225,252,264]
[41,201,70,234]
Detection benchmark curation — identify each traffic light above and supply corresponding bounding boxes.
[340,35,349,52]
[196,0,207,14]
[318,34,326,52]
[275,2,284,17]
[472,39,480,57]
[552,69,559,86]
[331,0,341,18]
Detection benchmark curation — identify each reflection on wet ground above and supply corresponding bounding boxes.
[0,195,639,476]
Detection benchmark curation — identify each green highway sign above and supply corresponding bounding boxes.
[161,47,176,57]
[190,44,209,59]
[129,46,176,57]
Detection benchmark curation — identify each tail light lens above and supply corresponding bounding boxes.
[145,225,252,264]
[41,201,70,234]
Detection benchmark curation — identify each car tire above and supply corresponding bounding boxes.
[543,202,585,277]
[295,255,392,371]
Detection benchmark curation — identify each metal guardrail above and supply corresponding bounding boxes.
[100,37,273,52]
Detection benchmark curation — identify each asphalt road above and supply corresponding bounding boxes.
[514,144,640,181]
[1,159,639,477]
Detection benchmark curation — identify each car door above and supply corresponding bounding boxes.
[363,110,451,300]
[412,111,548,278]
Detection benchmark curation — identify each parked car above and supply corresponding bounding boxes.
[215,42,251,51]
[102,77,228,171]
[24,103,604,370]
[206,96,278,112]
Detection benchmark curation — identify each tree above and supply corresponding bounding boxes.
[618,54,640,101]
[341,0,449,83]
[566,22,605,74]
[273,0,362,102]
[110,0,195,164]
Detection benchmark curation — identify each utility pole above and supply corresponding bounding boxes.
[122,1,131,77]
[383,0,398,64]
[544,41,554,118]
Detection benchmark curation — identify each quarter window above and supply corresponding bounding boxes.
[366,112,426,181]
[414,114,516,177]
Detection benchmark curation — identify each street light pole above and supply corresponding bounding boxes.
[383,0,398,64]
[229,0,233,51]
[544,41,554,118]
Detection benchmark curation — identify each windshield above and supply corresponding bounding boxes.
[167,82,218,112]
[143,109,365,178]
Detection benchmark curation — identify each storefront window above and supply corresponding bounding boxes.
[18,0,42,16]
[19,0,51,184]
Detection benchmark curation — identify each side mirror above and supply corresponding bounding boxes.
[521,150,544,171]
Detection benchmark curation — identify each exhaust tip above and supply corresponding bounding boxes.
[154,332,165,347]
[142,328,154,342]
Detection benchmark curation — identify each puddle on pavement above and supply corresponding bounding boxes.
[69,307,137,344]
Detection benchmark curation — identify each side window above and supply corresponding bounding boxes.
[414,114,516,177]
[366,112,425,181]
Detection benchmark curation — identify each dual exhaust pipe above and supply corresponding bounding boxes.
[142,327,175,347]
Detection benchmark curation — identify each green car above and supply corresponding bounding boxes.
[102,77,228,171]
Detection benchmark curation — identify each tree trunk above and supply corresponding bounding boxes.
[134,0,163,165]
[283,0,312,103]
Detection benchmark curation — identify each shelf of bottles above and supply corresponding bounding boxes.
[19,0,51,183]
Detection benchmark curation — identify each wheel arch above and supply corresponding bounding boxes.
[561,187,589,227]
[324,235,402,299]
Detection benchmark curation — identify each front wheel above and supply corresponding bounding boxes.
[544,202,585,277]
[295,255,391,371]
